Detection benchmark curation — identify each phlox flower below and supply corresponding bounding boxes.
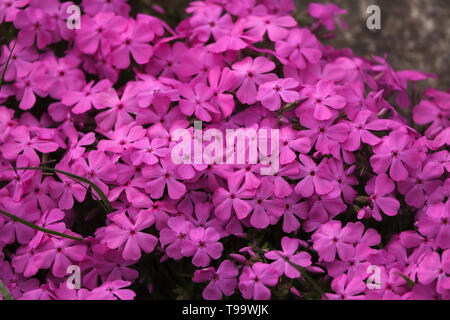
[257,78,299,111]
[417,251,450,292]
[88,280,136,300]
[14,7,55,49]
[294,155,334,197]
[232,56,277,105]
[397,161,443,208]
[298,80,346,121]
[370,132,422,182]
[82,0,131,17]
[179,82,219,122]
[110,19,154,69]
[265,237,311,278]
[0,41,38,82]
[362,173,400,221]
[32,238,86,278]
[245,14,297,42]
[275,28,322,69]
[181,227,223,267]
[325,274,366,300]
[417,201,449,249]
[249,179,285,229]
[212,172,255,221]
[193,260,238,300]
[238,262,278,300]
[143,158,187,200]
[61,79,112,114]
[159,216,194,260]
[308,3,348,32]
[312,220,357,262]
[104,211,158,261]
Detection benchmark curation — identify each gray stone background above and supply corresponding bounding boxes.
[295,0,450,90]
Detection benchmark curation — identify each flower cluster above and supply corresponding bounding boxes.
[0,0,448,300]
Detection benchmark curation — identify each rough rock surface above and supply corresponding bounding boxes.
[295,0,450,90]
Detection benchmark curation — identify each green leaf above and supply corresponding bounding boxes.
[0,208,84,242]
[395,272,416,288]
[0,280,13,300]
[0,40,16,90]
[14,166,113,213]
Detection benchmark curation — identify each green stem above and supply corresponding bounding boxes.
[13,166,113,213]
[0,208,83,242]
[0,40,16,90]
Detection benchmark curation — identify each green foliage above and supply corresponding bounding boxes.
[0,280,13,300]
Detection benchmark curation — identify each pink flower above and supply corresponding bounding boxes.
[82,0,131,17]
[300,116,349,159]
[192,260,238,300]
[281,194,309,233]
[371,132,422,181]
[398,161,443,208]
[311,220,356,262]
[143,158,187,200]
[257,77,299,111]
[61,79,112,114]
[75,12,127,55]
[298,80,346,121]
[11,63,49,110]
[417,251,449,292]
[159,216,194,260]
[181,227,223,267]
[97,124,146,154]
[73,151,118,195]
[0,0,28,23]
[33,238,86,278]
[416,100,450,141]
[249,179,285,229]
[363,173,400,221]
[110,19,154,69]
[232,56,277,105]
[265,237,311,278]
[308,3,348,32]
[325,274,366,300]
[0,41,38,82]
[0,199,39,245]
[94,87,139,131]
[417,201,449,249]
[179,82,219,122]
[279,127,311,165]
[275,28,322,69]
[189,4,229,42]
[245,14,297,41]
[207,66,238,117]
[294,155,334,197]
[238,262,278,300]
[342,110,385,151]
[104,211,158,261]
[89,280,136,300]
[212,172,255,221]
[14,7,55,49]
[0,261,39,299]
[208,18,253,53]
